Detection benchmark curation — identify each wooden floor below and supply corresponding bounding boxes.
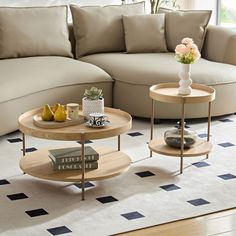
[118,208,236,236]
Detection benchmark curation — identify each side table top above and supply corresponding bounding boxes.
[150,83,215,104]
[18,107,132,141]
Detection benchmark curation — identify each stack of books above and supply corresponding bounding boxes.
[48,146,99,171]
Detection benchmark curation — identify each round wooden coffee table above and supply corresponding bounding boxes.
[18,107,132,200]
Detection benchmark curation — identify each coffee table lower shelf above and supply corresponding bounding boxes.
[149,138,212,157]
[19,147,131,182]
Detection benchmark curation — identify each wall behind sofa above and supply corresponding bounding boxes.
[0,0,121,6]
[0,0,122,22]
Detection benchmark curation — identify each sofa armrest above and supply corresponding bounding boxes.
[201,25,236,66]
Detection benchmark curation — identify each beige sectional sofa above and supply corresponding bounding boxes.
[0,3,236,136]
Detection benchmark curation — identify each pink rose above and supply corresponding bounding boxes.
[181,37,194,45]
[187,43,198,50]
[175,44,189,54]
[193,49,201,60]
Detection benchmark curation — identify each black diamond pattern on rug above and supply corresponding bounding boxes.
[218,142,235,148]
[218,173,236,180]
[121,211,145,220]
[0,179,10,185]
[135,171,155,178]
[219,118,234,123]
[77,140,93,144]
[160,184,181,191]
[21,147,38,153]
[187,198,210,206]
[127,132,144,137]
[7,193,28,201]
[47,226,72,235]
[96,196,118,204]
[74,182,95,189]
[25,208,48,217]
[192,162,210,168]
[198,133,208,138]
[7,138,22,143]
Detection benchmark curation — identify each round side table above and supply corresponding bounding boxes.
[18,107,132,200]
[149,83,216,174]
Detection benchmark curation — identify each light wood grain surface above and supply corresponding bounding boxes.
[149,138,212,157]
[149,83,216,104]
[20,146,131,182]
[118,208,236,236]
[19,107,132,141]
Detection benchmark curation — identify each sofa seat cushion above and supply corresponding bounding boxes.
[0,56,112,103]
[80,52,236,86]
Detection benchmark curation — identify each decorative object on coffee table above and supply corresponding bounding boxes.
[175,38,201,95]
[82,87,104,118]
[33,104,84,129]
[149,83,215,174]
[19,107,132,200]
[54,104,67,122]
[164,121,197,148]
[67,103,80,120]
[86,113,110,128]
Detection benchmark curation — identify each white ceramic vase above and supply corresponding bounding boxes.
[82,97,104,118]
[178,63,192,95]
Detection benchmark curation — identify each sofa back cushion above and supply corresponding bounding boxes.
[70,2,145,58]
[0,6,72,59]
[123,14,167,53]
[158,8,212,52]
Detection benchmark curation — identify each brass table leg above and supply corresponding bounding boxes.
[180,101,185,174]
[81,136,85,201]
[22,133,26,156]
[206,102,212,159]
[22,133,26,174]
[118,135,121,151]
[150,99,154,157]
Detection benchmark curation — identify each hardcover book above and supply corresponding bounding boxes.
[48,146,99,164]
[53,160,98,171]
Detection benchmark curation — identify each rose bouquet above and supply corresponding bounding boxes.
[175,38,201,64]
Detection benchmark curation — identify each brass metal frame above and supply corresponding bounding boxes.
[118,135,121,151]
[22,133,26,156]
[180,101,185,174]
[150,99,155,157]
[81,134,85,200]
[206,102,212,159]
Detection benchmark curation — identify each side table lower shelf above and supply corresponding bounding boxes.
[149,138,212,162]
[20,146,131,183]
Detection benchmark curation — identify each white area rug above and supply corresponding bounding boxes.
[1,115,236,236]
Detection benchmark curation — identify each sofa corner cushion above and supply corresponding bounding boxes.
[158,7,212,52]
[70,2,145,58]
[0,6,73,59]
[0,56,112,104]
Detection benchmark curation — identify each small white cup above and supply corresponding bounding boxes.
[89,113,108,126]
[67,103,79,120]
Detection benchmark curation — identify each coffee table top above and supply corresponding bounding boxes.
[149,83,215,104]
[18,107,132,141]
